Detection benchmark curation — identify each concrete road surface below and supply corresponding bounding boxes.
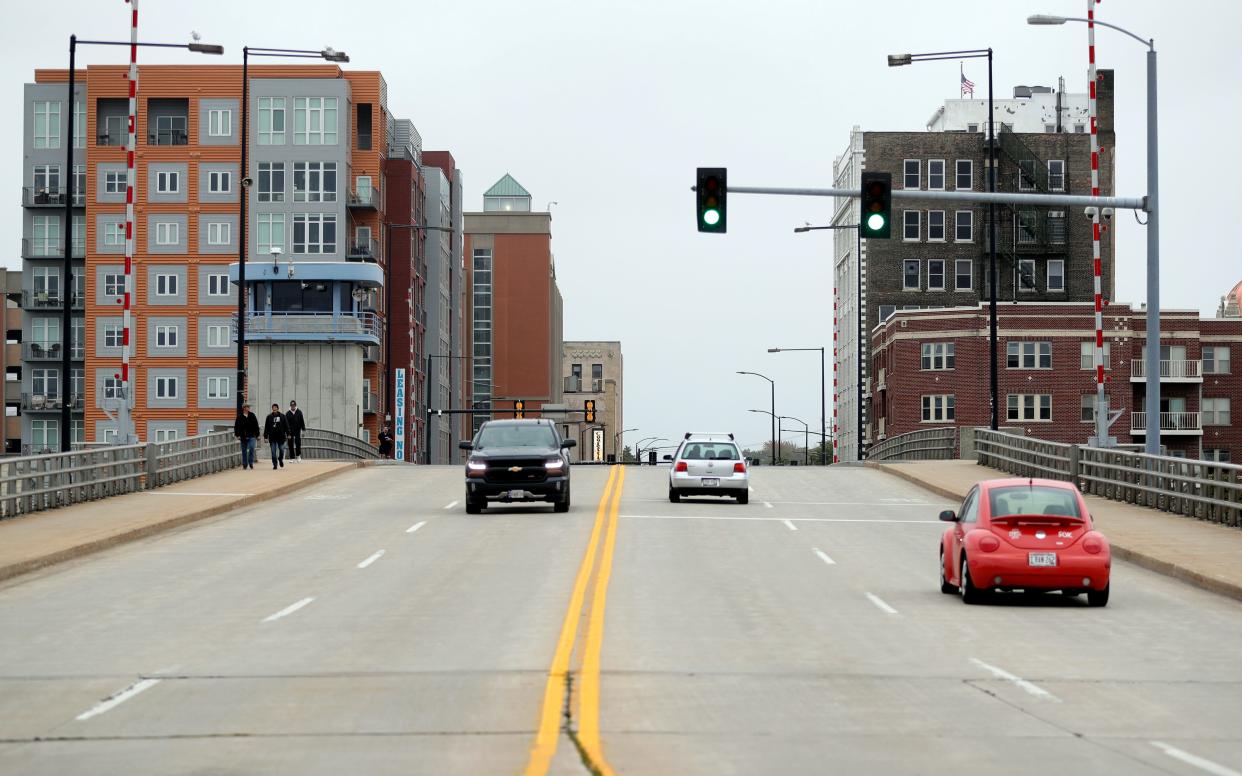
[1,464,1240,775]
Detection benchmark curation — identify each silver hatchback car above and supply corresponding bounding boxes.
[668,432,749,504]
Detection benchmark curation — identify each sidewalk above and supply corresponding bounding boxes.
[0,460,362,583]
[873,459,1242,602]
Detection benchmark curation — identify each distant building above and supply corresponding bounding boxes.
[1219,281,1242,318]
[562,341,623,461]
[421,151,466,463]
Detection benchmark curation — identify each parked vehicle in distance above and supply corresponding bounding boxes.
[459,419,575,514]
[667,432,749,504]
[939,478,1111,606]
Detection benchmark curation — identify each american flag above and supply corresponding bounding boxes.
[961,71,976,98]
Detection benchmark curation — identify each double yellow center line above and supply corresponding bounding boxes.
[524,466,625,776]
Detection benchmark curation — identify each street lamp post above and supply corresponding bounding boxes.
[615,427,638,462]
[61,35,223,451]
[781,415,810,466]
[737,371,776,464]
[889,48,999,431]
[768,346,827,466]
[236,46,348,419]
[748,409,785,465]
[1028,14,1160,452]
[635,436,667,464]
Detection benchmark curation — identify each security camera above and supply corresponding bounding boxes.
[1101,207,1114,220]
[241,176,253,188]
[1084,206,1099,220]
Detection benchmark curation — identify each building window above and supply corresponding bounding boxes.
[293,162,337,202]
[102,222,125,246]
[1203,346,1231,374]
[204,222,230,246]
[1205,449,1232,463]
[1016,210,1038,244]
[155,376,179,399]
[207,325,230,348]
[1047,260,1065,292]
[1048,210,1066,244]
[928,159,945,190]
[258,162,285,202]
[155,221,180,246]
[155,170,180,193]
[922,394,955,422]
[293,97,338,145]
[1018,259,1037,292]
[33,164,61,196]
[1079,341,1111,370]
[1047,159,1065,191]
[104,170,126,194]
[32,368,59,398]
[258,97,285,145]
[32,215,60,255]
[1074,124,1085,133]
[1008,393,1052,421]
[206,376,230,399]
[73,100,86,149]
[155,273,179,297]
[1080,394,1098,422]
[153,428,179,443]
[927,210,945,241]
[927,259,945,290]
[1007,341,1052,369]
[955,259,973,291]
[1203,398,1232,426]
[1018,160,1036,191]
[208,170,231,193]
[207,274,230,297]
[103,273,124,296]
[31,419,58,449]
[903,210,920,241]
[877,305,896,325]
[292,213,337,254]
[903,259,920,291]
[955,159,972,190]
[954,211,973,242]
[208,109,232,137]
[921,342,955,370]
[903,159,919,189]
[155,325,179,348]
[103,324,123,348]
[103,376,123,400]
[33,101,60,149]
[258,213,286,254]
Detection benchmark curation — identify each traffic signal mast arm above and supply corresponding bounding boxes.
[706,183,1145,211]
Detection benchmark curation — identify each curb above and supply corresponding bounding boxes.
[0,462,363,584]
[868,461,1242,603]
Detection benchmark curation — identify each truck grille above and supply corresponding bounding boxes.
[484,458,548,484]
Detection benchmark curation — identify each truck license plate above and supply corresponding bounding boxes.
[1028,552,1057,567]
[509,490,526,500]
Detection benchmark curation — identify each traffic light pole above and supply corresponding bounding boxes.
[719,185,1145,210]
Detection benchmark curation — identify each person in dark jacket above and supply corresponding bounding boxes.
[234,404,261,470]
[263,403,289,470]
[378,426,393,457]
[285,400,306,462]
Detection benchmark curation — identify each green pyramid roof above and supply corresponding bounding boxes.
[483,173,531,198]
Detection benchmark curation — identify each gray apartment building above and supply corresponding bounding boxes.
[421,151,466,463]
[831,72,1117,460]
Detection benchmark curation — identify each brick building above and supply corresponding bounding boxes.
[871,303,1242,461]
[561,340,624,460]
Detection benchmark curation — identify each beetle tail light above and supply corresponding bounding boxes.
[674,461,688,473]
[1083,537,1103,555]
[979,535,1000,553]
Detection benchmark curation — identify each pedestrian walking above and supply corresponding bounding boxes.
[263,403,289,470]
[378,426,394,458]
[234,403,260,470]
[285,400,306,462]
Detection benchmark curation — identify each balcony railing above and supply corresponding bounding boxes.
[22,187,85,207]
[21,291,85,310]
[1131,411,1202,435]
[347,189,379,209]
[22,341,62,360]
[1130,359,1203,382]
[233,311,382,345]
[347,238,379,261]
[148,129,189,146]
[21,393,84,411]
[21,238,84,259]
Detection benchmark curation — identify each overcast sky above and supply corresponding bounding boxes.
[3,1,1237,453]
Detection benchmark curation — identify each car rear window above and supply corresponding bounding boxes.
[476,424,557,449]
[988,485,1081,519]
[682,443,739,460]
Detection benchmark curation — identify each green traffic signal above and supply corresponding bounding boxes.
[696,167,727,233]
[866,212,886,231]
[859,171,892,239]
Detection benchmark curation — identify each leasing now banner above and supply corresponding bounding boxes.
[394,368,406,461]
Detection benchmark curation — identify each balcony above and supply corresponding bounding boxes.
[22,187,84,208]
[233,311,381,346]
[21,393,84,412]
[21,291,84,310]
[22,341,63,361]
[21,238,85,259]
[1130,359,1203,383]
[1130,412,1202,436]
[347,238,379,262]
[97,131,126,147]
[347,189,379,210]
[362,391,378,414]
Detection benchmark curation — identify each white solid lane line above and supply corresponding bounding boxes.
[812,548,836,566]
[783,519,798,531]
[444,500,459,510]
[406,521,427,533]
[262,597,316,623]
[969,657,1060,701]
[357,550,386,569]
[764,501,773,508]
[1151,742,1242,776]
[75,678,161,721]
[865,593,898,615]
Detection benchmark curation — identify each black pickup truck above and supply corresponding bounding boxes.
[459,419,576,514]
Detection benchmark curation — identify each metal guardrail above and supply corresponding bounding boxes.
[867,426,958,461]
[232,311,382,342]
[0,428,379,520]
[973,429,1242,529]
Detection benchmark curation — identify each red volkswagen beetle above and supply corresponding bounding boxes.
[939,478,1111,606]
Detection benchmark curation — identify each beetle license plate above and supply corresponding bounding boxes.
[1028,552,1057,567]
[702,478,719,487]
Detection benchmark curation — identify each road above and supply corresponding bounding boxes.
[1,464,1240,775]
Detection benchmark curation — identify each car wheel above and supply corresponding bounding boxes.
[940,547,957,594]
[736,491,749,505]
[668,488,680,503]
[1087,583,1110,608]
[960,554,986,605]
[465,500,481,515]
[554,484,571,513]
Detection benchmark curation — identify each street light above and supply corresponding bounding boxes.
[748,409,785,465]
[635,436,668,464]
[237,45,348,419]
[61,34,223,451]
[889,47,1000,432]
[737,371,777,465]
[781,415,810,466]
[614,427,639,461]
[1028,14,1160,453]
[768,346,827,466]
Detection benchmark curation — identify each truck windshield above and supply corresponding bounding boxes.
[476,425,557,449]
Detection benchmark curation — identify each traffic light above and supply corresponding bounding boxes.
[584,400,596,423]
[696,167,727,233]
[514,399,525,419]
[859,172,892,239]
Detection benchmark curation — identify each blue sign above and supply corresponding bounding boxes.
[394,368,406,461]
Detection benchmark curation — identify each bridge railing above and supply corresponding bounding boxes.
[975,429,1076,481]
[867,427,958,462]
[0,428,379,520]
